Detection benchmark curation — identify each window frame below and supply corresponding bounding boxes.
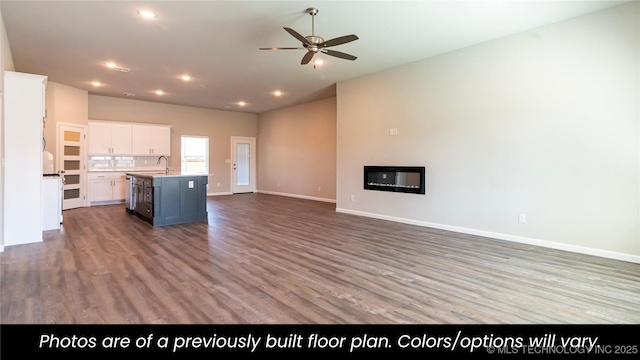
[180,135,209,175]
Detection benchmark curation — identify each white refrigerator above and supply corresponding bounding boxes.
[42,176,62,230]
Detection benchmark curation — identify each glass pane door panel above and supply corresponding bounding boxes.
[64,188,80,200]
[64,174,80,185]
[64,160,80,170]
[236,143,249,186]
[64,130,81,142]
[64,145,80,156]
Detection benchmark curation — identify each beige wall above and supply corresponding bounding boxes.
[1,7,14,73]
[89,95,258,194]
[0,7,14,250]
[257,97,336,202]
[336,3,640,261]
[0,8,9,249]
[44,82,88,171]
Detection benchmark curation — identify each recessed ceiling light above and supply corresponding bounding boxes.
[238,101,246,106]
[273,90,282,96]
[314,60,324,66]
[180,75,191,81]
[91,81,101,87]
[155,90,164,95]
[137,10,157,19]
[104,62,131,72]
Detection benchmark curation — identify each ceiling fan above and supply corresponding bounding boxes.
[260,7,359,65]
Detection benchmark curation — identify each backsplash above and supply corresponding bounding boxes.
[88,155,169,172]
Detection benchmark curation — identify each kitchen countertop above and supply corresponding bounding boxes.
[126,171,208,178]
[89,168,165,173]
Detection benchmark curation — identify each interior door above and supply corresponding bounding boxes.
[58,124,87,210]
[231,137,256,194]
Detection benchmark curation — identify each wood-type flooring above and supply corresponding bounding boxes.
[1,193,639,324]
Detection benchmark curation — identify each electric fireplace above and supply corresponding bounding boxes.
[364,166,426,194]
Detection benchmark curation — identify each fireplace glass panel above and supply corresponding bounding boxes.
[364,166,425,194]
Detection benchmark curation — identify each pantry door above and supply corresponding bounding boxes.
[231,137,256,194]
[57,123,87,210]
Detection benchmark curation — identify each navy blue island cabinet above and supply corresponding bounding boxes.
[128,172,208,227]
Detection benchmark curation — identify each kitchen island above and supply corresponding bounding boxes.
[126,172,208,227]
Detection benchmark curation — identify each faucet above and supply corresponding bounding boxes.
[157,156,169,175]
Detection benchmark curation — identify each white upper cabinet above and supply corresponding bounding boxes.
[88,121,132,155]
[88,122,111,154]
[111,123,134,154]
[131,124,171,156]
[88,121,170,156]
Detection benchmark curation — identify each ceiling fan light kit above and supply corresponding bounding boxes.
[260,7,359,65]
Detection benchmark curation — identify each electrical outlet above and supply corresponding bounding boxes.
[277,182,280,187]
[318,186,321,191]
[518,213,526,223]
[350,195,355,202]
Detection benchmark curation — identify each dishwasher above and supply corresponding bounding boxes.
[134,177,153,221]
[125,174,135,213]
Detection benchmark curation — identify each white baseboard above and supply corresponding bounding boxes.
[207,191,233,197]
[1,237,43,250]
[258,190,336,203]
[336,207,640,264]
[90,200,124,206]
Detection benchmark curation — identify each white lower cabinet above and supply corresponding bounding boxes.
[89,172,127,204]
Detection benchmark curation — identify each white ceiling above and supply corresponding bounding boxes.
[2,0,631,114]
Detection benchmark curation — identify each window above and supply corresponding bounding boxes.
[181,136,209,174]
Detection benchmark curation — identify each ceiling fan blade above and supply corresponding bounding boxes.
[321,49,357,61]
[301,51,315,65]
[320,34,359,48]
[284,27,311,46]
[259,47,305,50]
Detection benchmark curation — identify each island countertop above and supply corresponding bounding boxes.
[126,171,208,179]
